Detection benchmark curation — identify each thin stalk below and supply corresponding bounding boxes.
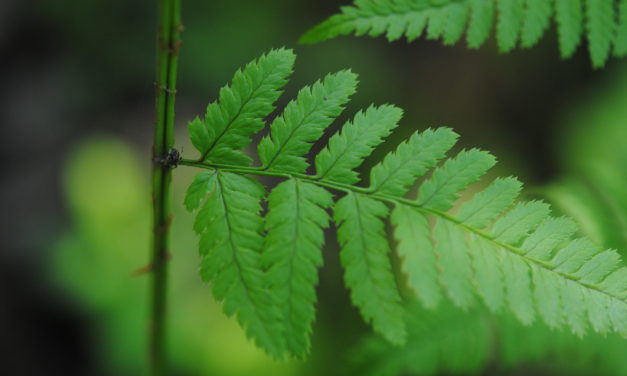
[151,0,182,374]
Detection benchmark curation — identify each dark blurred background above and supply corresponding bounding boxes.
[1,0,626,375]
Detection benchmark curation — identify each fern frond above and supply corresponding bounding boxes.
[185,171,284,357]
[301,0,627,67]
[262,178,333,357]
[184,49,627,359]
[188,48,295,165]
[335,192,407,345]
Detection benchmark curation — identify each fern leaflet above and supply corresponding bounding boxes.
[258,70,357,172]
[188,48,295,165]
[335,192,407,344]
[184,49,627,359]
[185,171,284,357]
[315,104,402,184]
[262,178,333,356]
[301,0,627,67]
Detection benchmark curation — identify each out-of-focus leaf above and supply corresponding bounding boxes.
[547,68,627,252]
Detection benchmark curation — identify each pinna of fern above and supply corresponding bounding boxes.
[181,47,627,360]
[300,0,627,68]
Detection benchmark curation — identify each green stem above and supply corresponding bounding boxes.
[178,158,620,302]
[151,0,181,374]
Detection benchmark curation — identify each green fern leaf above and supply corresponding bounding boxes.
[434,219,475,308]
[184,170,216,211]
[576,249,621,283]
[457,177,522,228]
[491,200,551,244]
[521,217,578,260]
[185,171,284,357]
[262,178,333,357]
[315,104,402,184]
[586,288,612,333]
[443,3,470,45]
[501,250,535,324]
[391,204,441,309]
[531,265,563,328]
[496,0,524,52]
[334,192,407,345]
[301,0,627,67]
[586,0,616,68]
[552,238,599,273]
[600,268,627,297]
[258,70,357,172]
[467,0,495,48]
[184,49,627,359]
[520,0,553,48]
[425,6,448,41]
[470,235,505,312]
[369,127,458,196]
[406,10,429,42]
[555,0,584,58]
[560,277,588,336]
[416,148,496,211]
[188,48,295,165]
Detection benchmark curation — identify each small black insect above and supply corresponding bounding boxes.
[155,148,181,168]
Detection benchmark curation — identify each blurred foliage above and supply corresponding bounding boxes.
[353,301,627,376]
[53,137,301,375]
[546,67,627,253]
[300,0,627,68]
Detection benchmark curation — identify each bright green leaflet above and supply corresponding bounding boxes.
[186,170,284,358]
[262,178,333,357]
[188,48,295,165]
[183,49,627,359]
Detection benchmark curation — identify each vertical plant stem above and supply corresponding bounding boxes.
[151,0,181,374]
